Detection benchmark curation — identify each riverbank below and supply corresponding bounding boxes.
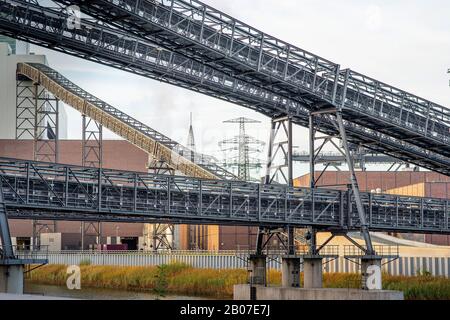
[27,264,450,300]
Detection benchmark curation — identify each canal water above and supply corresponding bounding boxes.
[24,282,213,300]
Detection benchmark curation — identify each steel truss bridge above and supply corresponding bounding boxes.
[0,0,450,259]
[16,62,235,180]
[1,0,450,176]
[0,0,450,174]
[0,158,449,235]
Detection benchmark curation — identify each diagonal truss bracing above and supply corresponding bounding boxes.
[1,0,449,176]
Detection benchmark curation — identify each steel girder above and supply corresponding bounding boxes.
[53,0,450,158]
[0,157,449,234]
[1,0,449,176]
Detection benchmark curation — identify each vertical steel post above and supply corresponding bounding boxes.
[257,119,277,255]
[133,173,137,212]
[25,162,30,205]
[264,120,277,185]
[309,227,317,255]
[81,221,85,251]
[287,118,293,187]
[33,83,38,162]
[308,113,318,255]
[64,166,69,207]
[82,115,103,168]
[82,115,86,166]
[309,114,315,190]
[55,99,59,163]
[97,168,102,211]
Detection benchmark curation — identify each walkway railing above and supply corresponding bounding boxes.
[0,245,49,262]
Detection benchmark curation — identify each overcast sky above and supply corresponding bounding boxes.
[29,0,450,177]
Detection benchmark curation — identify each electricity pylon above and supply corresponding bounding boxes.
[220,117,265,181]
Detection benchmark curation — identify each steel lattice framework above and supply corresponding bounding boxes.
[0,157,449,235]
[16,62,235,180]
[1,0,450,176]
[54,0,450,162]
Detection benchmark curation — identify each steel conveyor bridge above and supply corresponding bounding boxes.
[1,0,450,176]
[0,157,449,234]
[16,62,236,180]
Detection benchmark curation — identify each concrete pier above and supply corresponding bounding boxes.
[281,256,301,288]
[303,256,323,289]
[0,265,24,294]
[248,254,266,285]
[234,285,404,300]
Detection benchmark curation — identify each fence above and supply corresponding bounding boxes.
[31,251,450,278]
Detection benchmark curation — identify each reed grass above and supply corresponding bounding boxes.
[27,264,450,300]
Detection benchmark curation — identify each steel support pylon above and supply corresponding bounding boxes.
[16,78,59,249]
[82,115,103,168]
[0,188,14,259]
[254,116,296,281]
[146,155,176,251]
[309,107,374,255]
[265,117,293,186]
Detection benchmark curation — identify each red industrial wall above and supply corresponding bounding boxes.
[294,171,450,192]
